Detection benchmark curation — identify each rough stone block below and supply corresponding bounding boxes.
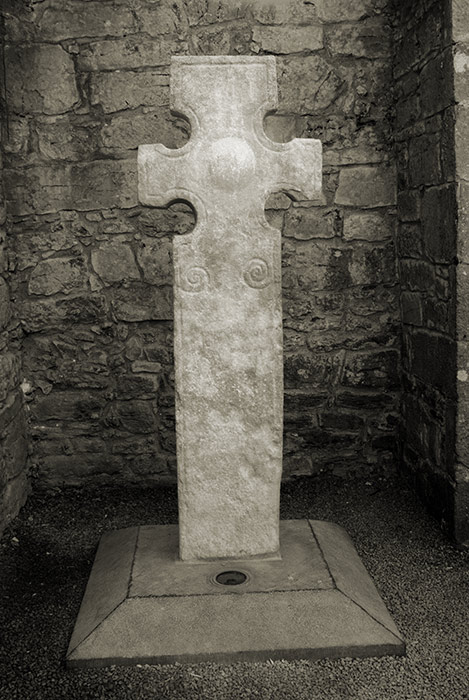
[397,190,420,222]
[28,256,87,296]
[284,207,336,240]
[31,391,106,423]
[5,44,79,115]
[335,165,396,207]
[397,222,422,258]
[100,111,188,151]
[326,20,389,58]
[315,0,368,22]
[115,374,159,401]
[343,211,395,241]
[0,278,11,331]
[105,401,157,434]
[19,294,107,333]
[0,354,21,404]
[71,160,138,211]
[0,471,29,533]
[277,57,343,113]
[90,73,169,113]
[91,241,139,285]
[252,25,323,54]
[5,164,71,216]
[420,48,453,119]
[39,454,125,483]
[36,116,98,161]
[136,238,172,285]
[342,350,399,390]
[408,134,441,187]
[284,352,341,390]
[421,184,457,263]
[454,105,469,181]
[409,331,456,397]
[252,0,319,24]
[1,412,28,481]
[399,259,435,293]
[112,283,172,321]
[37,2,136,40]
[191,25,232,54]
[2,118,30,155]
[135,3,189,36]
[350,242,396,286]
[401,291,423,327]
[78,38,186,71]
[395,94,420,130]
[13,223,79,272]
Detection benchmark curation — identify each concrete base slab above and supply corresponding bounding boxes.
[67,520,405,667]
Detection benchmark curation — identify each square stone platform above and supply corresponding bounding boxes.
[67,520,404,667]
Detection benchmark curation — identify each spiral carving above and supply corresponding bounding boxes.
[243,258,271,289]
[179,266,210,293]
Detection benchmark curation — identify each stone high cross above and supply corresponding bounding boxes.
[68,56,404,666]
[138,56,321,561]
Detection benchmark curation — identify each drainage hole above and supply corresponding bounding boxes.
[215,570,247,586]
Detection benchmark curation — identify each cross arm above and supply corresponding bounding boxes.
[138,142,195,208]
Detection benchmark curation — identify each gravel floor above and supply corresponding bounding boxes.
[0,474,468,700]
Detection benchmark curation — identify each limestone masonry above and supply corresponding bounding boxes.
[1,0,468,544]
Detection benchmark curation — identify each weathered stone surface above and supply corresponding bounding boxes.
[421,184,457,263]
[136,3,189,36]
[315,0,369,22]
[136,238,172,285]
[5,165,71,216]
[36,116,99,161]
[91,241,139,284]
[28,256,86,296]
[2,412,28,481]
[139,56,321,560]
[252,26,323,54]
[335,165,396,207]
[0,354,21,404]
[90,73,169,113]
[100,111,188,151]
[31,391,106,423]
[111,283,172,321]
[105,400,157,434]
[78,37,186,71]
[278,57,343,113]
[37,2,136,40]
[13,222,79,271]
[5,161,137,215]
[71,161,138,211]
[0,278,11,330]
[284,207,337,240]
[252,0,319,25]
[343,212,395,241]
[326,20,389,58]
[20,294,107,333]
[0,471,29,533]
[6,45,79,115]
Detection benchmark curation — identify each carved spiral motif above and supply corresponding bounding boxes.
[179,266,210,293]
[243,258,271,289]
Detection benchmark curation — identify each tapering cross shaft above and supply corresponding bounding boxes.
[138,56,321,561]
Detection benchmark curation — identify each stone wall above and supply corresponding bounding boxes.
[0,127,29,532]
[2,0,399,486]
[394,0,468,543]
